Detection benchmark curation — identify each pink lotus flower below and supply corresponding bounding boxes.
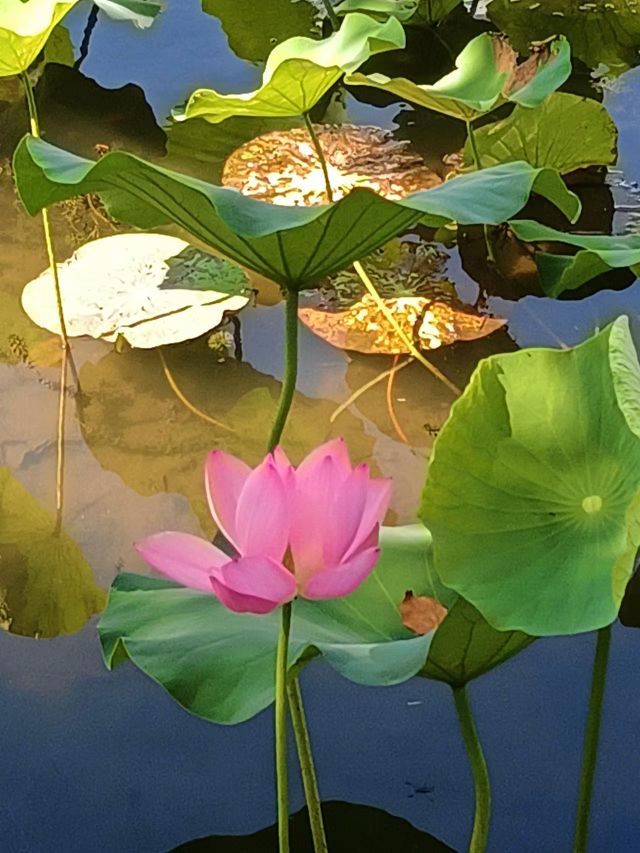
[135,439,391,615]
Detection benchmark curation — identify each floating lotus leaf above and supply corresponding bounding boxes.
[488,0,640,77]
[221,124,442,206]
[201,0,319,62]
[464,92,618,175]
[299,292,505,353]
[94,0,163,29]
[509,219,640,297]
[346,32,571,121]
[13,135,580,288]
[0,468,106,637]
[21,233,251,349]
[176,12,406,124]
[421,317,640,636]
[0,0,77,76]
[98,525,440,724]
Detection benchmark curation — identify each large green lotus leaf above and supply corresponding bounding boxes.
[13,135,580,287]
[202,0,318,62]
[488,0,640,77]
[346,32,571,121]
[509,220,640,297]
[177,12,405,124]
[98,526,438,724]
[0,468,106,637]
[94,0,163,29]
[464,92,618,175]
[420,317,640,636]
[0,0,78,76]
[421,597,534,686]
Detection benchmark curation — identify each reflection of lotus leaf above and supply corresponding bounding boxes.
[222,124,442,206]
[78,342,375,530]
[22,234,251,349]
[0,469,106,637]
[488,0,640,77]
[421,317,640,636]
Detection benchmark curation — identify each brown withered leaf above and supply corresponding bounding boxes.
[222,124,442,206]
[298,292,506,354]
[492,33,518,79]
[504,37,557,97]
[400,590,448,636]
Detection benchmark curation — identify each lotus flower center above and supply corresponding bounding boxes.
[582,495,603,515]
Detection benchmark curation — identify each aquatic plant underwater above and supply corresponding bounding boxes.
[3,0,640,850]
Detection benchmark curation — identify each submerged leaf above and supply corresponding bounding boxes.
[465,92,618,174]
[21,233,251,349]
[346,32,571,121]
[13,135,581,288]
[0,469,106,637]
[421,317,640,636]
[0,0,78,76]
[177,12,405,123]
[509,219,640,297]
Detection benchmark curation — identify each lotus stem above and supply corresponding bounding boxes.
[275,602,293,853]
[158,348,233,431]
[268,287,299,451]
[303,112,334,203]
[352,260,461,395]
[386,354,410,443]
[453,685,491,853]
[21,71,76,534]
[465,119,497,265]
[287,678,329,852]
[321,0,340,30]
[573,624,612,853]
[330,357,413,423]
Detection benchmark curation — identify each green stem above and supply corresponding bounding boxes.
[21,72,74,534]
[303,112,334,203]
[275,602,293,853]
[287,678,329,853]
[573,624,612,853]
[465,118,496,264]
[453,685,491,853]
[268,288,299,451]
[321,0,340,30]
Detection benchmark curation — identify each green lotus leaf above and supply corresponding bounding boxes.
[421,597,535,687]
[201,0,318,62]
[509,220,640,297]
[487,0,640,77]
[464,92,618,174]
[0,468,106,637]
[335,0,462,25]
[94,0,163,29]
[346,32,571,121]
[98,526,440,724]
[13,135,580,288]
[176,12,405,124]
[0,0,78,76]
[421,317,640,636]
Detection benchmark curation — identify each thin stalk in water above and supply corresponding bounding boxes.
[303,112,334,203]
[22,71,74,534]
[275,601,293,853]
[573,624,612,853]
[287,678,329,852]
[465,118,496,264]
[453,685,491,853]
[321,0,340,30]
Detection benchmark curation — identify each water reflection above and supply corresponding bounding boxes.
[172,801,455,852]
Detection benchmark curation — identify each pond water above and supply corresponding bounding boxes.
[1,2,640,851]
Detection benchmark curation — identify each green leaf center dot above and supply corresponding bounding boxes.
[582,495,603,515]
